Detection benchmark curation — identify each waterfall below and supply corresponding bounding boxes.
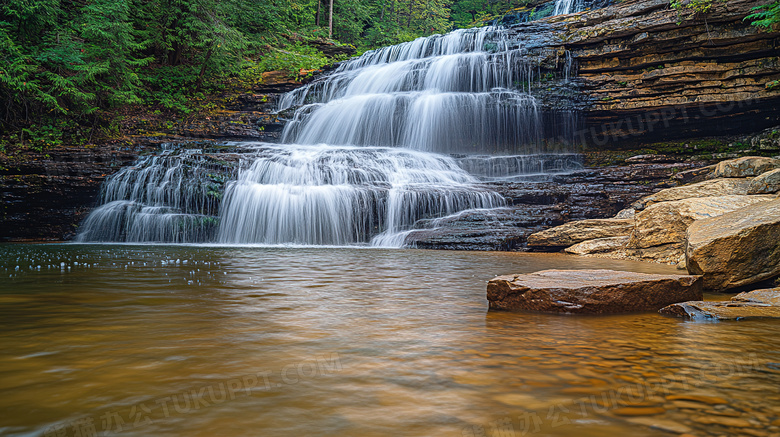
[75,146,234,243]
[216,145,504,246]
[553,0,583,15]
[278,26,576,154]
[77,20,585,246]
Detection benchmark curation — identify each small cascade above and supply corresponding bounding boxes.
[216,144,505,245]
[553,0,584,15]
[279,26,578,155]
[75,146,236,243]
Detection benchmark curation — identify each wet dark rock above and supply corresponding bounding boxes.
[487,269,703,314]
[407,162,706,251]
[1,142,155,241]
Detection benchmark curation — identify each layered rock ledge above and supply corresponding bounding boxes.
[487,269,702,314]
[660,288,780,320]
[529,156,780,291]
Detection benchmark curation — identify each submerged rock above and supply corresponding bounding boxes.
[487,269,702,314]
[527,219,635,248]
[747,168,780,194]
[711,156,780,178]
[661,288,780,320]
[686,198,780,290]
[660,301,780,320]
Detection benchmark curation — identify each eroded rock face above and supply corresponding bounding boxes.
[628,195,774,249]
[487,269,702,314]
[747,168,780,194]
[660,289,780,320]
[564,236,629,255]
[712,156,780,178]
[527,218,635,248]
[631,178,752,210]
[686,198,780,290]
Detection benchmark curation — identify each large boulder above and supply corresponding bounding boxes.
[631,178,752,210]
[711,156,780,178]
[660,288,780,320]
[747,168,780,194]
[686,198,780,290]
[628,195,774,249]
[487,269,702,314]
[527,219,634,248]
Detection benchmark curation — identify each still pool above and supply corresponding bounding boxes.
[1,245,779,436]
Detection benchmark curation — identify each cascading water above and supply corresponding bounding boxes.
[216,145,504,246]
[75,146,233,243]
[77,16,587,246]
[553,0,584,15]
[278,26,576,154]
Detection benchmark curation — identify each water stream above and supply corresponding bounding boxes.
[1,245,779,437]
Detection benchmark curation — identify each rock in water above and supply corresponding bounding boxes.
[747,168,780,194]
[486,269,702,314]
[660,300,780,320]
[733,287,780,305]
[661,287,780,320]
[686,198,780,290]
[712,156,780,178]
[526,219,635,248]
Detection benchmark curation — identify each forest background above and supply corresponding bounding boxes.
[1,0,777,151]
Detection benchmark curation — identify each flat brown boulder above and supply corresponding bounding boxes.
[712,156,780,178]
[527,219,634,248]
[660,288,780,320]
[487,269,702,314]
[686,198,780,290]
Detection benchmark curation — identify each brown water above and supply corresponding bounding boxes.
[1,244,779,437]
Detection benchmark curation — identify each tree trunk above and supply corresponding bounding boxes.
[380,0,386,20]
[329,0,334,38]
[316,0,321,26]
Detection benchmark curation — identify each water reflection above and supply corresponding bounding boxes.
[1,245,779,436]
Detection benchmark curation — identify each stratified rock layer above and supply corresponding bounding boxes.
[487,269,702,314]
[686,198,780,290]
[527,218,635,248]
[660,288,780,320]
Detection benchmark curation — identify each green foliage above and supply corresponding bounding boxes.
[669,0,722,15]
[1,0,553,152]
[258,44,331,76]
[745,1,780,28]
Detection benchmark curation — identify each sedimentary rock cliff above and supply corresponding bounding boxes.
[558,0,780,144]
